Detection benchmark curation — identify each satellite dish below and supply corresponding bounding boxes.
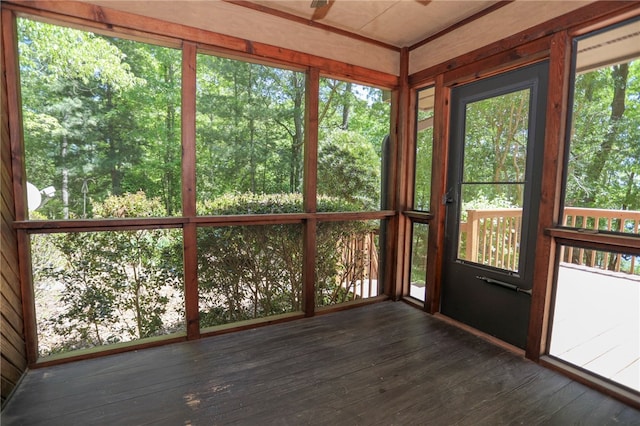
[27,182,42,212]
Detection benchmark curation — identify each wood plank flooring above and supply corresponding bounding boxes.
[2,301,639,425]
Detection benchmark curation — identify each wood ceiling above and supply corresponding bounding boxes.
[79,0,593,76]
[245,0,500,48]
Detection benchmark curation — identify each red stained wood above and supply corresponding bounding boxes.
[391,48,411,300]
[1,7,28,403]
[409,1,640,85]
[181,42,197,218]
[303,68,319,316]
[526,31,571,361]
[182,223,200,340]
[425,74,449,315]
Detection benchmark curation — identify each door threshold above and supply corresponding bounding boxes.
[433,312,525,357]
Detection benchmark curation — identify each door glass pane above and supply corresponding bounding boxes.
[458,184,524,271]
[563,19,640,234]
[457,89,530,273]
[414,86,435,211]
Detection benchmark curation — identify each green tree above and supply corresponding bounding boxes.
[567,61,640,212]
[318,130,381,209]
[18,18,139,219]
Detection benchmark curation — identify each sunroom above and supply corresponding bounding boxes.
[1,1,639,423]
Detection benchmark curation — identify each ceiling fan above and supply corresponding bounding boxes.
[310,0,333,20]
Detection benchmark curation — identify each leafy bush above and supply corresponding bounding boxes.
[197,192,377,327]
[35,192,184,356]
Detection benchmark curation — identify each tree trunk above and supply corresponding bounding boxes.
[341,82,352,130]
[164,62,176,215]
[61,133,70,219]
[290,72,304,193]
[582,63,629,205]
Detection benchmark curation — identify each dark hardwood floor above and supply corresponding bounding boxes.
[2,301,639,425]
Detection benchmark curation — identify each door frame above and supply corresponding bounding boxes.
[439,60,549,349]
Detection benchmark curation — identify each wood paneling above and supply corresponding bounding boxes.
[409,1,640,81]
[1,8,27,407]
[409,1,593,75]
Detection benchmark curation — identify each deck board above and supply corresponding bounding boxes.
[2,301,639,425]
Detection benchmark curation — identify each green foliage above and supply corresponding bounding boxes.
[566,60,640,211]
[196,55,305,198]
[196,193,377,327]
[414,125,433,211]
[318,130,381,209]
[18,18,182,219]
[35,193,184,356]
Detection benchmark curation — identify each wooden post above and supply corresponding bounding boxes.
[526,31,571,361]
[391,47,412,301]
[181,42,199,339]
[425,74,450,314]
[2,8,39,365]
[303,67,319,316]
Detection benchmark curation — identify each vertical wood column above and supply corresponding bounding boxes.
[3,8,37,364]
[181,42,199,339]
[425,74,450,314]
[390,47,411,300]
[303,68,319,316]
[526,31,571,360]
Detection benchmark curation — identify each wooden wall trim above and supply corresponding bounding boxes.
[441,36,552,87]
[425,74,449,314]
[1,7,27,405]
[14,211,396,233]
[390,48,411,300]
[3,1,399,88]
[547,229,640,254]
[525,31,572,361]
